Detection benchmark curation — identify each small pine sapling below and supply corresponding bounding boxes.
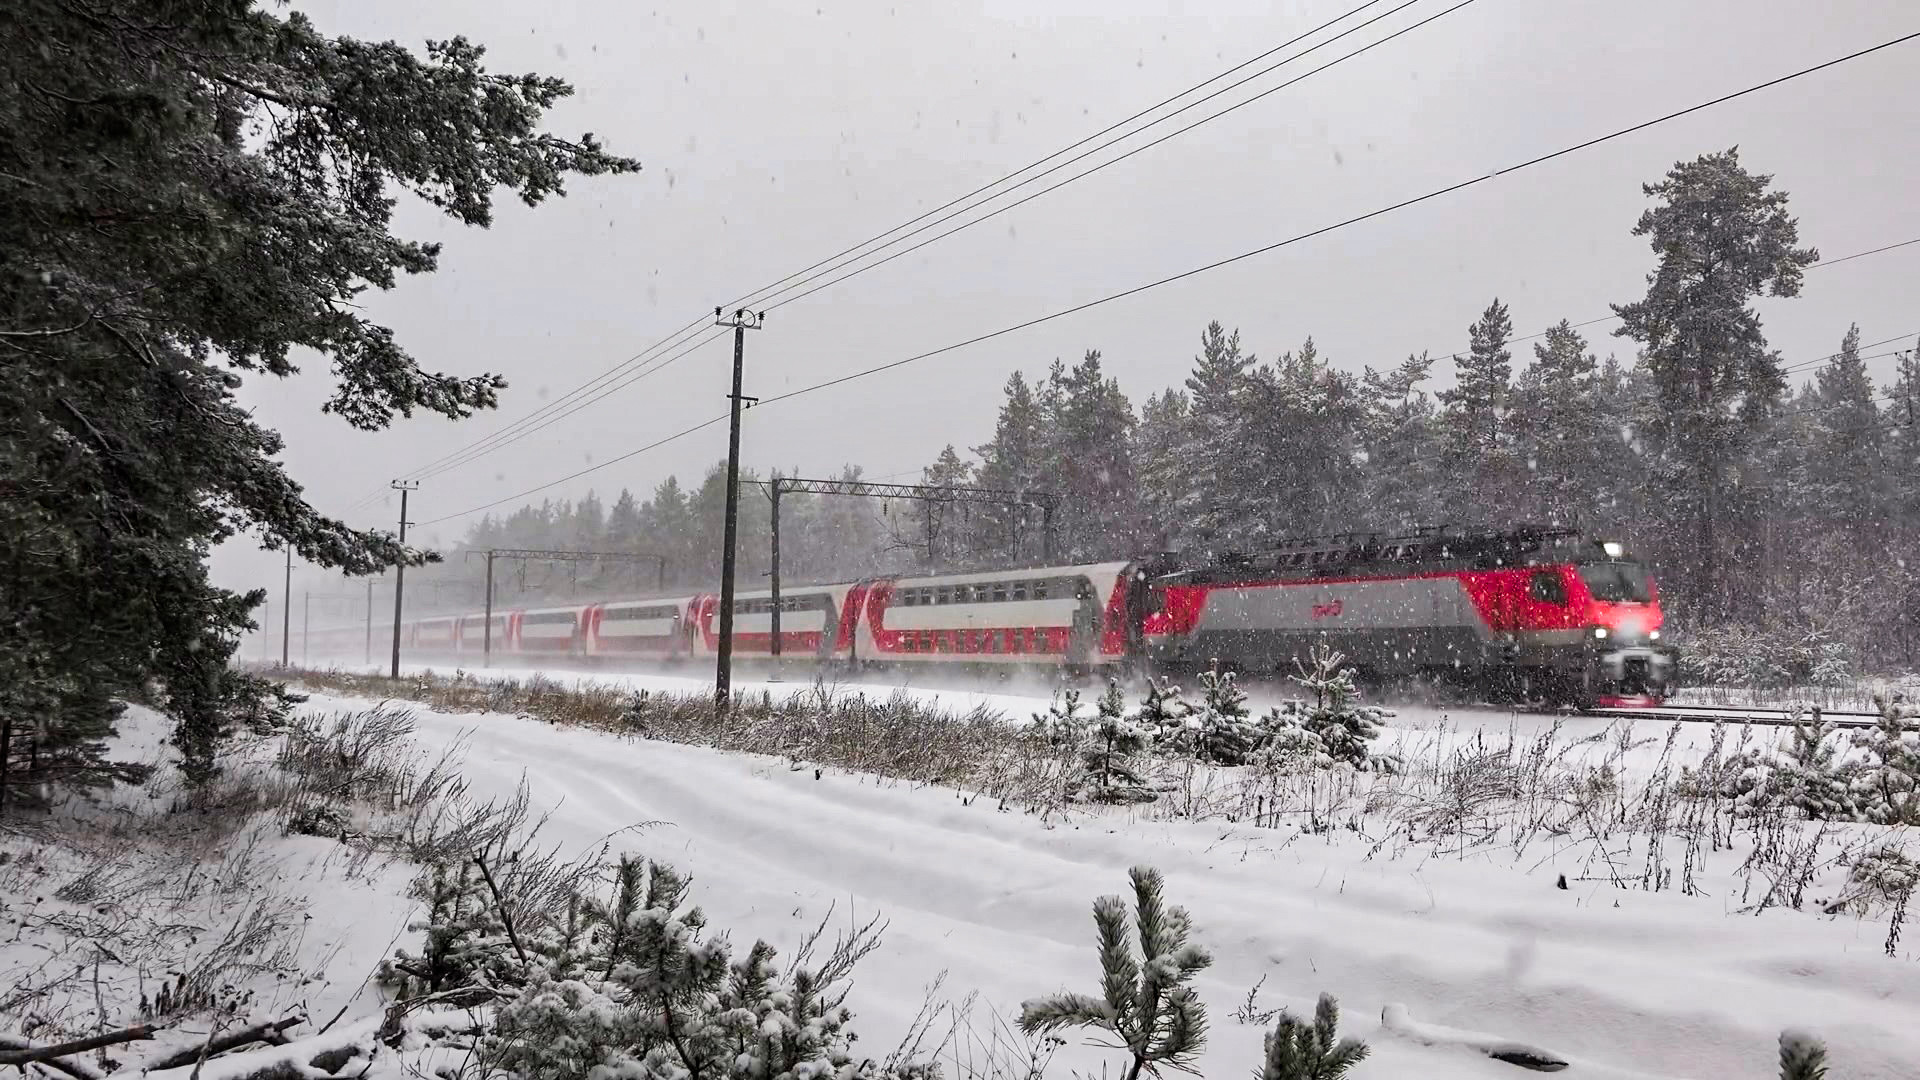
[1777,1029,1829,1080]
[1193,660,1259,766]
[1139,676,1196,755]
[1082,680,1155,804]
[1020,865,1212,1080]
[1770,708,1861,821]
[379,859,526,995]
[1036,688,1088,750]
[1284,639,1396,773]
[1259,993,1369,1080]
[1856,688,1920,825]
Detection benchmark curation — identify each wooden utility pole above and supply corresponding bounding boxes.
[713,307,764,711]
[389,480,418,678]
[280,543,292,668]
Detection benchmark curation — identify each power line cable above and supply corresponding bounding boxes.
[761,0,1474,314]
[363,0,1406,500]
[416,29,1920,528]
[755,30,1920,409]
[719,0,1400,314]
[413,328,729,482]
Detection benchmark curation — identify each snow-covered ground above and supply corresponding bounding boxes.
[0,706,419,1072]
[278,684,1919,1080]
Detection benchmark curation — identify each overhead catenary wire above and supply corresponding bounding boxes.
[410,328,730,483]
[754,0,1466,314]
[414,28,1920,529]
[358,1,1411,504]
[717,0,1400,315]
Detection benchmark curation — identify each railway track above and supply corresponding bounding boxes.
[1585,703,1881,729]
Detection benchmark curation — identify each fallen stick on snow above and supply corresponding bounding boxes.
[0,1026,154,1068]
[144,1013,306,1071]
[0,1035,106,1080]
[1380,1004,1571,1072]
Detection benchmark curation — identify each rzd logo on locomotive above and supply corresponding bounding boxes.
[1311,599,1343,619]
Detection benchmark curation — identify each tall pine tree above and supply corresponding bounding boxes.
[1612,148,1816,618]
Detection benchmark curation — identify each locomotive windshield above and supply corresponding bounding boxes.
[1578,561,1652,604]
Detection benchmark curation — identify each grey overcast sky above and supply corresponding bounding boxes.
[217,0,1919,599]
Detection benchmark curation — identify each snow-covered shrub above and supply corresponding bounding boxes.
[1187,661,1260,766]
[1033,688,1088,751]
[1136,676,1194,747]
[1777,1030,1829,1080]
[1679,624,1853,692]
[1838,843,1918,916]
[1259,641,1397,773]
[1855,688,1920,825]
[1020,865,1211,1079]
[405,853,935,1080]
[1680,709,1859,821]
[1259,993,1369,1080]
[1079,681,1155,804]
[379,858,527,996]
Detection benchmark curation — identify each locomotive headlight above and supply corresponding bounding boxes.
[1649,629,1660,641]
[1602,541,1624,558]
[1593,627,1609,639]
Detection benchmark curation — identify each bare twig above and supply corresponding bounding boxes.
[146,1013,307,1071]
[0,1025,154,1066]
[472,854,530,970]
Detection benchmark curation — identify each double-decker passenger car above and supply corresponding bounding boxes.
[339,525,1671,708]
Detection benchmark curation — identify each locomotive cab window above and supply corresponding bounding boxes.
[1530,571,1568,605]
[1579,562,1653,604]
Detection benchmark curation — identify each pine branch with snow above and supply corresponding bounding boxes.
[1020,865,1211,1080]
[1259,993,1369,1080]
[1777,1030,1829,1080]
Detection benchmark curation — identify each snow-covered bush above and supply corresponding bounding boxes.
[1259,993,1369,1080]
[1250,641,1395,775]
[379,858,528,997]
[1033,688,1088,751]
[1777,1030,1829,1080]
[1136,676,1194,747]
[1079,681,1155,804]
[376,851,932,1080]
[1679,624,1853,692]
[1186,661,1260,766]
[1855,688,1920,824]
[1679,709,1859,821]
[1020,865,1211,1080]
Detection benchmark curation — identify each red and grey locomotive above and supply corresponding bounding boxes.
[354,525,1672,708]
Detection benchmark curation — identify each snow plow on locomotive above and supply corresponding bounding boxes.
[369,526,1672,710]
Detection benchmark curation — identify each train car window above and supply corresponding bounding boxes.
[992,584,1008,603]
[1530,571,1568,605]
[1011,583,1028,602]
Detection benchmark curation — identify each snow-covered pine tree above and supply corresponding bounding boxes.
[1765,708,1860,821]
[1035,688,1088,751]
[1192,661,1260,766]
[1020,866,1211,1080]
[486,856,929,1080]
[379,859,526,996]
[1777,1030,1829,1080]
[1438,299,1520,522]
[1612,148,1817,617]
[1259,994,1369,1080]
[1137,677,1195,750]
[1283,640,1396,772]
[1858,688,1920,825]
[1082,681,1154,804]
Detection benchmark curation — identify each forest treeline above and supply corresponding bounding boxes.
[432,150,1919,674]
